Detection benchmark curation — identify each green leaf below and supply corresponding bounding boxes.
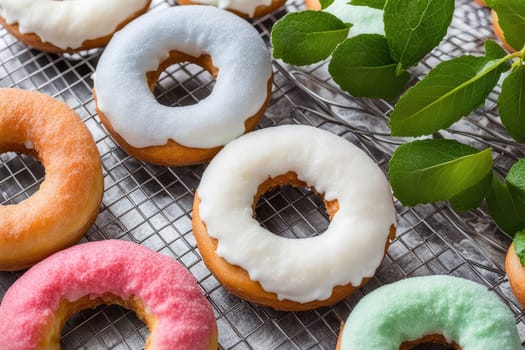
[390,55,506,136]
[383,0,454,69]
[450,172,493,212]
[507,159,525,199]
[271,11,351,66]
[513,230,525,266]
[484,40,508,60]
[328,34,409,99]
[487,174,525,235]
[389,139,493,206]
[349,0,385,9]
[499,66,525,141]
[320,0,335,9]
[486,0,525,51]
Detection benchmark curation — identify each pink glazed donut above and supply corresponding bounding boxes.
[0,240,218,350]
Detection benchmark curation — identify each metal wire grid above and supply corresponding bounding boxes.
[0,0,524,349]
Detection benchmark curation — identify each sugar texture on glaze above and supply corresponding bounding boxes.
[0,0,150,49]
[341,276,521,350]
[197,125,396,303]
[192,0,273,17]
[94,6,272,149]
[0,240,216,350]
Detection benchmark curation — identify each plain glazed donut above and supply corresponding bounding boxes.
[193,125,396,311]
[0,88,103,271]
[94,6,273,166]
[506,243,525,308]
[336,276,521,350]
[0,0,151,53]
[0,240,218,350]
[175,0,286,18]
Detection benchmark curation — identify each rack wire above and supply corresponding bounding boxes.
[1,0,524,349]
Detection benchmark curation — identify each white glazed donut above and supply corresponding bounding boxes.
[193,125,396,310]
[0,0,151,53]
[94,6,273,166]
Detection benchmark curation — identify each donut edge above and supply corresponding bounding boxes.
[175,0,287,18]
[0,0,152,53]
[192,182,396,311]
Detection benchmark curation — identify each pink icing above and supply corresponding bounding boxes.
[0,240,216,350]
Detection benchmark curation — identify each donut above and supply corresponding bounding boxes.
[304,0,384,37]
[506,243,525,308]
[474,0,487,7]
[0,0,151,53]
[0,240,218,350]
[0,88,103,271]
[492,11,516,52]
[94,6,273,166]
[337,276,521,350]
[176,0,286,18]
[192,125,396,311]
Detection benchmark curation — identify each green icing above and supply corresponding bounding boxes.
[341,276,521,349]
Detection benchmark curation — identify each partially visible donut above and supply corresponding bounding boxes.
[0,240,218,350]
[176,0,286,18]
[304,0,384,37]
[474,0,487,7]
[0,88,103,271]
[506,243,525,308]
[0,0,151,53]
[337,276,521,350]
[94,6,273,166]
[193,125,396,311]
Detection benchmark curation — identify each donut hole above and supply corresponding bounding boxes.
[408,344,457,350]
[253,171,338,239]
[55,295,150,348]
[147,51,216,107]
[0,149,44,205]
[401,334,460,350]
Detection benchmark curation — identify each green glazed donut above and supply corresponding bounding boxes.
[339,275,521,350]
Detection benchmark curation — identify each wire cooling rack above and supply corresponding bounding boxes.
[1,0,524,349]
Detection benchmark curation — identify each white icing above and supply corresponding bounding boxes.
[191,0,273,17]
[0,0,150,50]
[24,140,33,150]
[325,0,384,37]
[95,6,272,149]
[198,125,396,303]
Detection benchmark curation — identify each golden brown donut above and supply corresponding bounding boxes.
[176,0,286,18]
[193,171,396,311]
[95,51,272,166]
[0,1,151,54]
[506,243,525,308]
[305,0,322,10]
[0,88,103,271]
